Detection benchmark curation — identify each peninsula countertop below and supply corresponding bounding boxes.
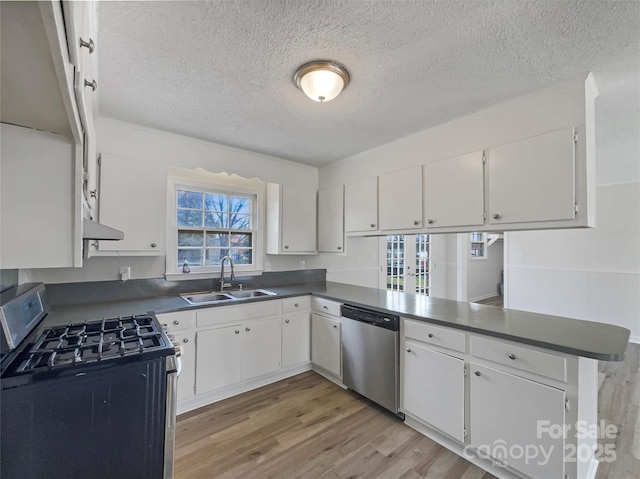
[45,281,630,361]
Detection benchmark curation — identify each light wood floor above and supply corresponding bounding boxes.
[473,296,504,307]
[176,343,639,479]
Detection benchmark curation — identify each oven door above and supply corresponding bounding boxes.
[164,355,179,479]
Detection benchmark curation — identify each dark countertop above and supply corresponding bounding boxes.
[45,281,630,361]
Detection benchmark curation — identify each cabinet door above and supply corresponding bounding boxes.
[317,185,344,253]
[344,177,378,232]
[424,151,484,228]
[242,317,282,380]
[470,362,565,479]
[195,326,242,394]
[173,331,196,402]
[311,313,341,377]
[282,311,311,368]
[379,166,423,230]
[488,127,576,225]
[403,341,465,442]
[98,154,166,254]
[281,185,316,252]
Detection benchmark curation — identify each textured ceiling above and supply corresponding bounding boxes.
[97,1,639,167]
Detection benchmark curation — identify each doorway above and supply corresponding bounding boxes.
[380,234,432,296]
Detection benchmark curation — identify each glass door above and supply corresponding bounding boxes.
[385,234,431,295]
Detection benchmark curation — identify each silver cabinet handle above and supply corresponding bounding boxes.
[428,333,434,338]
[173,320,179,325]
[84,79,97,91]
[294,303,299,307]
[323,306,328,310]
[475,371,481,376]
[79,37,95,53]
[508,353,517,360]
[285,319,290,324]
[427,219,434,225]
[370,223,376,228]
[151,243,157,248]
[234,330,240,334]
[406,348,411,353]
[413,220,419,225]
[337,246,342,250]
[333,324,338,329]
[89,189,98,198]
[182,338,189,343]
[284,245,289,249]
[493,213,501,220]
[245,327,251,332]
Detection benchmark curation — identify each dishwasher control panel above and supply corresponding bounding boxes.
[341,304,399,331]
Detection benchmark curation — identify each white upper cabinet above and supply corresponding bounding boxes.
[378,165,423,230]
[266,183,317,254]
[487,127,576,225]
[344,177,378,233]
[96,153,166,255]
[317,185,344,253]
[424,151,485,228]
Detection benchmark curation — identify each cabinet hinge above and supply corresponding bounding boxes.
[574,203,579,216]
[463,428,467,438]
[482,212,486,221]
[573,131,578,144]
[193,383,197,394]
[97,154,102,166]
[463,367,467,377]
[482,151,486,164]
[565,398,570,412]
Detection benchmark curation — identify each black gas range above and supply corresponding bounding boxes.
[0,283,179,479]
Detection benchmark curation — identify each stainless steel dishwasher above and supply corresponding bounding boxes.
[341,304,401,415]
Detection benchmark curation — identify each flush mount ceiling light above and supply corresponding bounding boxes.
[294,60,350,103]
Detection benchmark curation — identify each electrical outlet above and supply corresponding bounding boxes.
[119,266,131,282]
[299,260,305,269]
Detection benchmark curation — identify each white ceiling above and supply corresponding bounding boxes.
[97,1,639,167]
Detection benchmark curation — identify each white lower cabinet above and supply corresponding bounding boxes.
[311,312,341,377]
[196,325,243,394]
[242,317,282,380]
[469,362,566,479]
[173,330,196,401]
[403,341,465,442]
[282,311,311,368]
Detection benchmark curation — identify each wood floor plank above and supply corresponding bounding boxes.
[176,344,640,478]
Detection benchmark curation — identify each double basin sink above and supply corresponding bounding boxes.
[180,289,277,305]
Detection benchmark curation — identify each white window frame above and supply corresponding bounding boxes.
[470,231,487,259]
[165,170,265,280]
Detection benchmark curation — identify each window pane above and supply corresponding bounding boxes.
[177,210,203,227]
[205,193,227,212]
[229,213,250,230]
[230,234,251,248]
[178,249,203,266]
[229,196,250,214]
[231,248,252,264]
[205,248,229,265]
[177,190,203,209]
[205,211,228,228]
[206,233,230,248]
[178,231,204,247]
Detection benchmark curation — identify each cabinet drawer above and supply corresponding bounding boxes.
[156,311,194,331]
[283,296,310,313]
[471,336,567,383]
[404,320,466,353]
[197,300,282,328]
[311,297,342,317]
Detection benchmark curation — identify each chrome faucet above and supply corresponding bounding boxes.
[219,255,235,291]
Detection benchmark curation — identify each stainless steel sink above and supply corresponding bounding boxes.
[180,289,276,305]
[180,292,234,304]
[227,289,277,299]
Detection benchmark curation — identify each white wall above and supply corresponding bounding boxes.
[318,75,591,290]
[504,66,640,342]
[20,118,322,284]
[467,239,504,301]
